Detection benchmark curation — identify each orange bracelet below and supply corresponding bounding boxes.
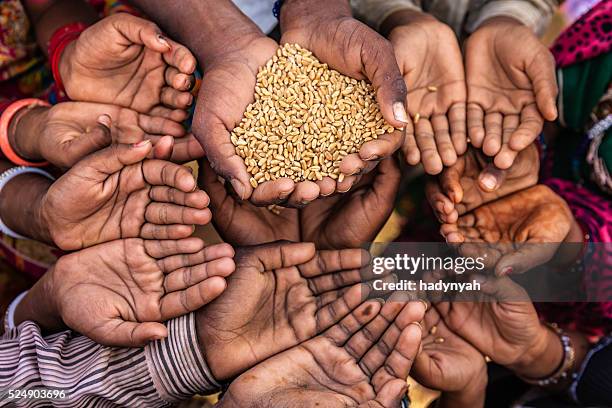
[0,99,51,167]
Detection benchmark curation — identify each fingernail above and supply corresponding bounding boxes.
[366,154,380,161]
[410,321,423,332]
[393,102,409,124]
[157,34,170,48]
[230,179,246,199]
[187,94,194,106]
[133,140,151,148]
[184,77,191,89]
[278,190,291,200]
[501,266,513,276]
[479,173,498,191]
[97,114,111,128]
[373,297,386,305]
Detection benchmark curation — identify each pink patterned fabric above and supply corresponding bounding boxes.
[551,0,612,68]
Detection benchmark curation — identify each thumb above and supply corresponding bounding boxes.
[362,39,409,127]
[152,135,174,160]
[82,140,152,178]
[107,320,168,347]
[495,243,559,276]
[60,117,112,167]
[526,52,558,121]
[478,163,507,192]
[370,379,408,408]
[111,14,171,53]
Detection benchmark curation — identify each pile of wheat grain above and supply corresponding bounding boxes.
[230,43,396,187]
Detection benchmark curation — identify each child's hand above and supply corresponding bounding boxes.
[387,11,467,175]
[465,17,558,169]
[440,185,574,276]
[13,102,187,168]
[50,237,234,346]
[60,14,196,117]
[426,144,539,223]
[41,141,211,250]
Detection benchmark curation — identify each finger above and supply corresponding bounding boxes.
[140,223,195,240]
[494,114,520,170]
[309,269,366,294]
[507,104,544,153]
[300,248,370,277]
[109,14,171,53]
[358,130,403,162]
[316,177,336,197]
[285,181,320,207]
[145,203,211,225]
[336,174,360,193]
[160,87,193,110]
[161,38,197,74]
[77,141,152,180]
[143,237,205,259]
[149,186,209,208]
[149,106,189,123]
[339,153,368,176]
[102,320,168,347]
[250,178,296,206]
[164,67,193,91]
[431,115,457,167]
[158,243,235,273]
[402,123,420,165]
[495,243,559,276]
[467,102,485,148]
[159,276,227,318]
[415,118,443,175]
[322,298,382,346]
[440,224,464,243]
[164,257,235,292]
[478,163,507,192]
[316,283,372,332]
[142,160,196,192]
[483,112,503,157]
[169,134,206,163]
[138,114,186,138]
[152,135,174,160]
[362,39,409,128]
[425,181,457,223]
[439,165,463,205]
[476,274,532,302]
[62,119,112,167]
[525,52,558,121]
[239,241,316,272]
[370,379,408,408]
[449,102,467,155]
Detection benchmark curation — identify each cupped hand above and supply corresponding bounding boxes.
[40,141,211,250]
[60,13,196,118]
[51,237,234,346]
[196,241,384,380]
[426,143,539,223]
[387,11,467,175]
[32,102,186,168]
[441,185,575,276]
[412,308,487,408]
[465,17,557,169]
[301,156,401,249]
[280,1,408,185]
[218,300,425,408]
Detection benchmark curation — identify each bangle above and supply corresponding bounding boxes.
[273,0,286,18]
[0,166,56,240]
[518,323,577,387]
[3,291,28,333]
[0,99,50,167]
[48,22,88,95]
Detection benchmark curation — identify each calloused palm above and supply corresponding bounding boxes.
[218,300,425,408]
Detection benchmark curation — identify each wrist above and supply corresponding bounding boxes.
[57,40,76,94]
[8,106,48,162]
[281,0,351,32]
[14,265,63,332]
[476,15,524,30]
[509,323,563,379]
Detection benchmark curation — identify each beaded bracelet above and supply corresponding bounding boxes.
[0,166,56,240]
[273,0,286,18]
[48,22,88,95]
[0,98,50,167]
[518,323,576,387]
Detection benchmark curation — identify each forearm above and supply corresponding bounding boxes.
[23,0,98,56]
[350,0,421,31]
[466,0,558,35]
[0,168,53,244]
[380,8,437,36]
[129,0,263,63]
[436,369,487,408]
[7,105,48,163]
[281,0,352,30]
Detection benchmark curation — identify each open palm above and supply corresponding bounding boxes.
[41,142,211,250]
[218,300,424,408]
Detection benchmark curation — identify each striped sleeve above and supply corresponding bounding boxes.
[0,313,217,407]
[350,0,422,30]
[465,0,559,36]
